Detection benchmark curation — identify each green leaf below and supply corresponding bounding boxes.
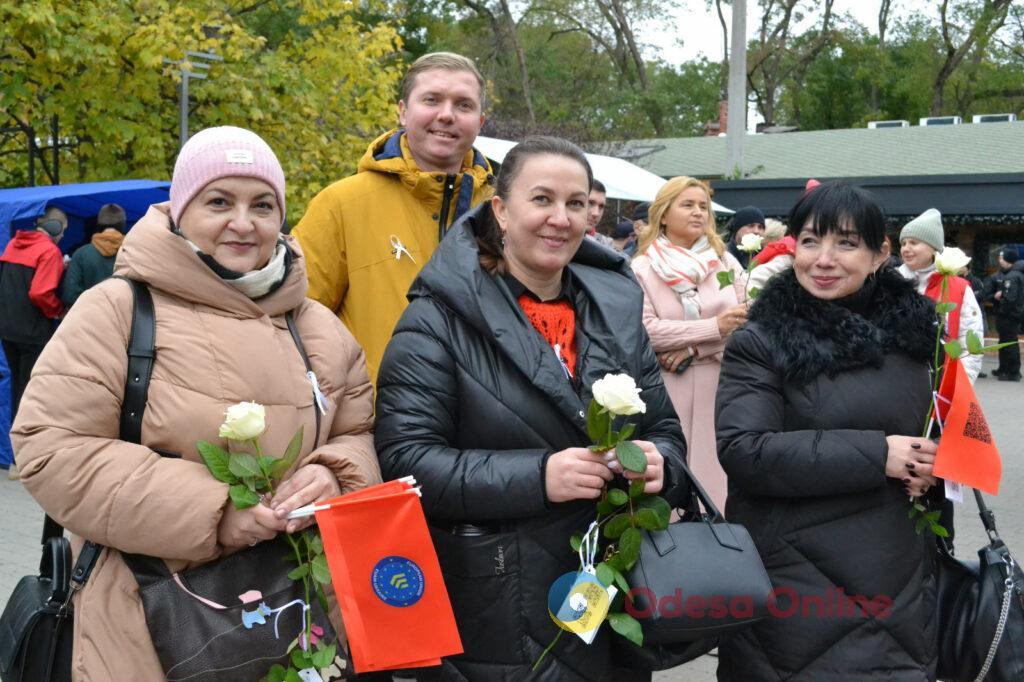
[913,502,927,513]
[944,339,962,358]
[229,484,261,509]
[587,399,608,445]
[637,495,672,528]
[607,488,629,506]
[966,330,984,355]
[931,524,950,538]
[317,588,329,615]
[311,642,336,668]
[291,647,313,670]
[628,479,646,499]
[935,301,957,314]
[635,508,662,531]
[258,455,278,477]
[915,517,928,534]
[604,514,632,540]
[228,452,262,480]
[288,564,310,580]
[596,562,615,588]
[312,554,331,584]
[617,423,635,442]
[716,270,735,290]
[615,441,647,474]
[608,612,643,646]
[748,286,760,299]
[274,426,304,481]
[197,441,237,484]
[907,506,916,519]
[596,499,615,516]
[264,664,287,682]
[617,528,642,570]
[284,670,302,682]
[980,341,1018,352]
[309,532,324,555]
[569,533,583,552]
[611,566,630,595]
[925,510,942,522]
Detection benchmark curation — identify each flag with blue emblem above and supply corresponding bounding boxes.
[314,478,462,673]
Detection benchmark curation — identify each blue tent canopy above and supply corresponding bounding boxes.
[0,180,169,466]
[0,179,170,255]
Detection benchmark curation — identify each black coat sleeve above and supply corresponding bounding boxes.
[715,325,889,498]
[374,303,551,522]
[633,325,689,509]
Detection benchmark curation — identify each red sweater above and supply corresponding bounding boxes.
[0,230,65,318]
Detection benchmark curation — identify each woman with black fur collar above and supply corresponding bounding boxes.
[715,183,939,681]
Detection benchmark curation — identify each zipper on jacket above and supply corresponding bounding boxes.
[437,174,457,242]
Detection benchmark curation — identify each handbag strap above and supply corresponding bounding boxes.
[41,278,154,598]
[285,311,321,451]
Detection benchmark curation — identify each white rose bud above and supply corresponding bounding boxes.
[934,247,971,276]
[591,373,646,416]
[218,401,267,441]
[738,233,765,253]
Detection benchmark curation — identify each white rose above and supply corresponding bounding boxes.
[935,247,971,276]
[591,373,646,416]
[738,233,765,253]
[218,402,267,441]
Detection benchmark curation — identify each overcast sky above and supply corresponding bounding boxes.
[646,0,916,64]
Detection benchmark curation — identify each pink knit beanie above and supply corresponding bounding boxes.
[169,126,285,225]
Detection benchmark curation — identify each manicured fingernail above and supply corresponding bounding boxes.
[604,452,615,461]
[906,463,915,469]
[903,478,911,484]
[911,443,921,449]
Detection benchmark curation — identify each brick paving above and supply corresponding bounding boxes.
[1,355,1021,680]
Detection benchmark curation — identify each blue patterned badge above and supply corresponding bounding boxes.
[371,556,425,607]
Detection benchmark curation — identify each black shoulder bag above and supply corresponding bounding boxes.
[937,488,1024,682]
[0,278,150,682]
[612,462,774,671]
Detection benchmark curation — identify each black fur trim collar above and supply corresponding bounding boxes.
[748,267,936,385]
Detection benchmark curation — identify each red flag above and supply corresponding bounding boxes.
[315,482,462,673]
[933,357,1002,495]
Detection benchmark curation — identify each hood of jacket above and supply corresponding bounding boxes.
[91,228,124,257]
[113,203,307,318]
[357,128,493,218]
[748,266,935,385]
[1011,260,1024,274]
[3,229,57,258]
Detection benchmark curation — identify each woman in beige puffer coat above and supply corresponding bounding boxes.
[12,127,380,680]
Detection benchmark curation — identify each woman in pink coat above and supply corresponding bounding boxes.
[631,177,746,510]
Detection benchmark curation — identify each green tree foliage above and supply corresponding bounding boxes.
[1,0,402,222]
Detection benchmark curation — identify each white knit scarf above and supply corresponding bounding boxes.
[645,234,720,320]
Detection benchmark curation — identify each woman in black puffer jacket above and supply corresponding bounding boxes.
[374,137,687,681]
[715,183,940,681]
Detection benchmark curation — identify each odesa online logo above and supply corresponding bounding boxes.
[371,556,425,607]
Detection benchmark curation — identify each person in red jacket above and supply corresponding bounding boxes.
[0,208,67,423]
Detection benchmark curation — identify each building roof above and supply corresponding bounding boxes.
[619,121,1024,180]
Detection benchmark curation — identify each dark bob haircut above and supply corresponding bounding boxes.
[787,182,886,253]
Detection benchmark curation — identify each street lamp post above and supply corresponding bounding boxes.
[163,51,223,149]
[726,0,747,178]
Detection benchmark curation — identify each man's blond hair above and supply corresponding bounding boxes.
[400,52,486,108]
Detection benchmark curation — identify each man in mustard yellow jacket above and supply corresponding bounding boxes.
[294,52,494,384]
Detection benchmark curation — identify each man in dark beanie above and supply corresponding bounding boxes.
[61,203,127,308]
[993,247,1024,381]
[726,205,765,267]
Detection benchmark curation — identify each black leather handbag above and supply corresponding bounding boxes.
[0,278,150,682]
[937,488,1024,682]
[614,463,773,670]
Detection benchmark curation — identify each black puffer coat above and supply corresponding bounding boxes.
[715,267,938,681]
[375,204,687,681]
